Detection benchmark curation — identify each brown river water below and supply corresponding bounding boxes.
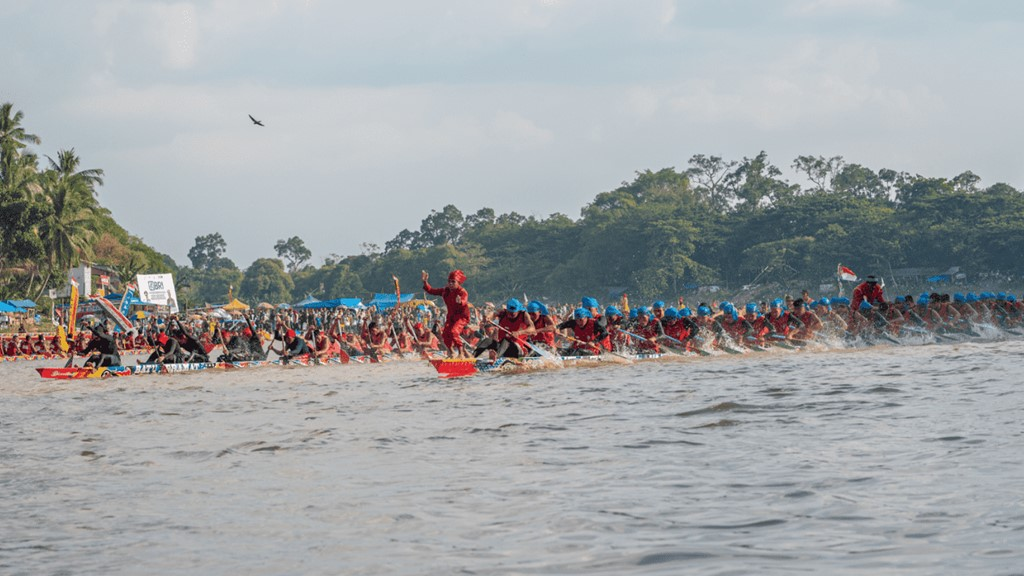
[2,337,1023,575]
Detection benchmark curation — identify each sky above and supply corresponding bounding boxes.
[3,0,1023,269]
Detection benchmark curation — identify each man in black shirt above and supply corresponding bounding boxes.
[82,324,122,368]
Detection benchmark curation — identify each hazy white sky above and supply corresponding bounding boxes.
[3,0,1022,268]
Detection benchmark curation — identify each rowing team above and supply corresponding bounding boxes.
[67,310,447,369]
[1,330,161,359]
[458,288,1023,361]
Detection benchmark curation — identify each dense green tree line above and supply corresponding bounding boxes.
[0,103,169,301]
[5,101,1022,308]
[212,151,1023,305]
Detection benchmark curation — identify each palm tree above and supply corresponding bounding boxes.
[112,252,147,291]
[46,148,103,211]
[0,102,41,193]
[36,171,97,298]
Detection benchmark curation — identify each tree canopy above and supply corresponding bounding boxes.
[4,100,1022,308]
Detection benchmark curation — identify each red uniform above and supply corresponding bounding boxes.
[633,319,662,352]
[766,311,791,336]
[741,315,770,344]
[558,317,604,354]
[424,273,471,351]
[850,281,885,317]
[497,310,532,354]
[528,314,557,348]
[662,319,690,342]
[790,310,822,339]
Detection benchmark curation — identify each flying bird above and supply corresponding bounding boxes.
[248,114,264,127]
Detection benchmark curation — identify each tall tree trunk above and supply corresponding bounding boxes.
[34,270,53,302]
[25,268,37,298]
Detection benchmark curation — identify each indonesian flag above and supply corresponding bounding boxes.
[838,264,858,282]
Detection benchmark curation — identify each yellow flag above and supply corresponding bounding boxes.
[68,279,80,338]
[57,324,70,353]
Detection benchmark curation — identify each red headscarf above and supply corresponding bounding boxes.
[448,269,466,284]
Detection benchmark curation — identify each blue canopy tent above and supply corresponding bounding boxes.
[0,301,27,313]
[7,299,36,309]
[366,293,415,310]
[301,298,365,310]
[293,295,321,308]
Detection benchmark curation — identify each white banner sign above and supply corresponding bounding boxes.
[136,273,179,313]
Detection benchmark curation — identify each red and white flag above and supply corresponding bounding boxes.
[837,264,858,282]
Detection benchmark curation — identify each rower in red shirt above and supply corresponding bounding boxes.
[788,299,822,340]
[2,336,17,357]
[556,308,605,355]
[526,300,557,350]
[473,298,535,359]
[765,299,791,339]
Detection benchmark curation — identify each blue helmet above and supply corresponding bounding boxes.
[680,307,693,317]
[505,298,523,312]
[573,307,592,320]
[526,300,549,315]
[1008,294,1018,303]
[636,306,650,317]
[770,298,784,309]
[629,309,639,319]
[745,302,758,314]
[652,300,665,309]
[917,294,930,306]
[894,295,905,304]
[663,307,680,320]
[953,293,966,303]
[605,305,622,318]
[718,301,732,311]
[859,300,872,310]
[697,305,711,317]
[582,296,600,309]
[997,292,1007,301]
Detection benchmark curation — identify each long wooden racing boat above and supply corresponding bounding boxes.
[428,352,670,378]
[34,348,444,380]
[36,356,346,380]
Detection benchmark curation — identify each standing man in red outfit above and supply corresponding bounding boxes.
[422,269,471,358]
[850,275,886,322]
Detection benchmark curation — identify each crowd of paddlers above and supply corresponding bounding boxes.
[7,271,1023,369]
